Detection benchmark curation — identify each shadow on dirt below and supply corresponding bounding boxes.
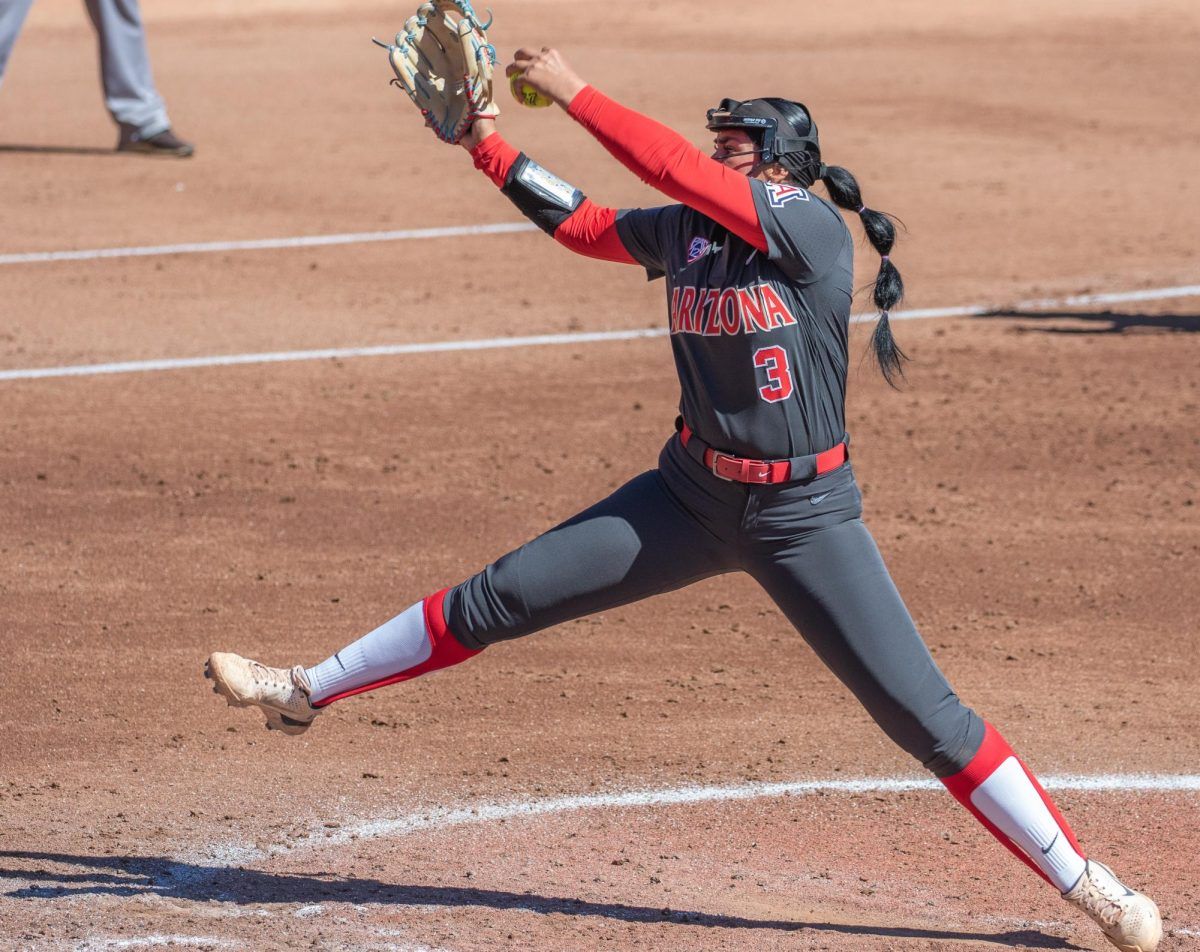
[0,144,117,156]
[0,850,1083,948]
[975,309,1200,333]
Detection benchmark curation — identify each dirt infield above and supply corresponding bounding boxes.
[2,1,1199,949]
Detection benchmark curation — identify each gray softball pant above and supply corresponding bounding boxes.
[0,0,171,137]
[445,435,985,777]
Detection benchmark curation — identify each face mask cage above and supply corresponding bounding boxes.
[706,99,781,163]
[706,97,821,173]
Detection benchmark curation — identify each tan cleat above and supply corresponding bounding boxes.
[1063,860,1162,952]
[205,652,319,735]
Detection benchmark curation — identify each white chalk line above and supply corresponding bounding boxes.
[1,281,1197,383]
[159,772,1198,935]
[71,932,446,952]
[10,774,1193,947]
[0,328,668,382]
[173,772,1200,883]
[72,938,237,951]
[0,222,539,266]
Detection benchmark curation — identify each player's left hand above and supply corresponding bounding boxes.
[506,47,587,109]
[374,0,499,144]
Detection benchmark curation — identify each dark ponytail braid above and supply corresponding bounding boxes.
[736,98,907,384]
[818,164,907,386]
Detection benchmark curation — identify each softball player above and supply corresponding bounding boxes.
[207,47,1162,952]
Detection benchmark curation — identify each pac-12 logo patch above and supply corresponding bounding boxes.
[686,236,711,263]
[765,183,810,208]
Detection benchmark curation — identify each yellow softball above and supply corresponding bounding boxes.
[509,73,553,109]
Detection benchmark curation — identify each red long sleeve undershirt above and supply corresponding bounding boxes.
[471,130,634,263]
[469,85,769,262]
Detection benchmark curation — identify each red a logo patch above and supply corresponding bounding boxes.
[765,183,810,208]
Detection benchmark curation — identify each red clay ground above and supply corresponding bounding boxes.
[1,1,1198,949]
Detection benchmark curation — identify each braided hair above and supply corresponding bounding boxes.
[755,99,908,386]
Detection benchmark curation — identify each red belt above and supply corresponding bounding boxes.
[679,421,847,485]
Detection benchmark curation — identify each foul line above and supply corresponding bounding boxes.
[0,222,539,266]
[1,281,1198,384]
[182,772,1200,877]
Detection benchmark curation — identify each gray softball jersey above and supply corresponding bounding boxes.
[615,179,854,461]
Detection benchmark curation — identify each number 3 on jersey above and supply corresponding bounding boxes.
[753,345,794,403]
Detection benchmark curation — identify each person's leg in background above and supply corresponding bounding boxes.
[0,0,36,90]
[83,0,192,155]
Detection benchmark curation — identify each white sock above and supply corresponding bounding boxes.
[970,757,1087,891]
[304,601,432,704]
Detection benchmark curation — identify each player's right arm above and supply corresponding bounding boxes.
[505,48,769,252]
[498,49,849,282]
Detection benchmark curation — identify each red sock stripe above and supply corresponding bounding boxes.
[940,722,1084,886]
[941,722,1014,797]
[310,588,482,707]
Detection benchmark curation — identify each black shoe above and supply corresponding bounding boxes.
[116,127,195,157]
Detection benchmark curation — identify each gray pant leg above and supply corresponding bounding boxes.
[83,0,169,136]
[447,465,741,649]
[748,510,984,777]
[0,0,36,86]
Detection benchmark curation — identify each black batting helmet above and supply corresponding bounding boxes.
[706,97,822,183]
